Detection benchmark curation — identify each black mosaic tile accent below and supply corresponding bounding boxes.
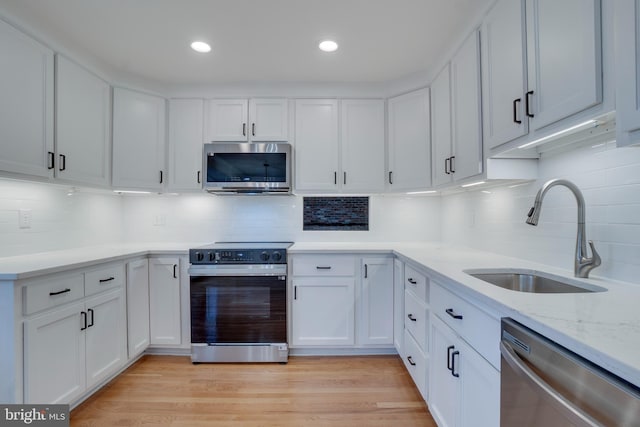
[303,197,369,231]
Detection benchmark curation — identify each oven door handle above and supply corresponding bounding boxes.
[188,265,287,277]
[500,341,600,427]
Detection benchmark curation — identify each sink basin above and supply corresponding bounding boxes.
[464,269,607,294]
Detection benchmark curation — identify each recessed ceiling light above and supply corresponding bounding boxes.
[190,41,211,53]
[319,40,338,52]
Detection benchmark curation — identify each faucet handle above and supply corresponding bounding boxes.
[588,240,601,267]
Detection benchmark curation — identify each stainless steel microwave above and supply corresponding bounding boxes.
[202,143,292,195]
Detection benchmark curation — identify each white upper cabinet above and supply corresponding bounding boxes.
[206,98,288,142]
[431,65,453,188]
[55,55,111,187]
[387,88,431,192]
[615,0,640,146]
[450,30,483,182]
[0,18,54,178]
[340,99,385,193]
[294,99,340,191]
[168,99,204,191]
[112,87,166,191]
[482,0,602,150]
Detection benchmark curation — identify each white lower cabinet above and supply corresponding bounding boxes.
[290,254,394,349]
[149,257,182,346]
[428,281,501,427]
[359,257,393,346]
[292,277,355,346]
[126,258,150,358]
[23,282,126,405]
[24,301,86,404]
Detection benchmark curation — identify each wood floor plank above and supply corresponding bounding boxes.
[71,355,437,426]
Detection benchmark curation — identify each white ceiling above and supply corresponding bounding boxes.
[0,0,492,87]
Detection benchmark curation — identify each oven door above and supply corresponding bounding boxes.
[190,272,287,345]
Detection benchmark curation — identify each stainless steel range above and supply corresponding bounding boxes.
[188,242,291,363]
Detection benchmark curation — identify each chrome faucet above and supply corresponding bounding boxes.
[526,179,601,278]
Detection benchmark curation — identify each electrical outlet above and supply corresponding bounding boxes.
[18,208,32,229]
[153,214,166,226]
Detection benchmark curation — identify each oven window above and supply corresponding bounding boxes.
[207,153,287,183]
[191,276,286,344]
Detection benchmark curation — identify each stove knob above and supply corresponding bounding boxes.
[271,252,283,262]
[208,252,215,262]
[260,251,270,262]
[195,252,204,262]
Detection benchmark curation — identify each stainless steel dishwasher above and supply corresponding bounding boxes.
[500,318,640,427]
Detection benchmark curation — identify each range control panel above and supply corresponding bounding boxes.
[189,248,287,265]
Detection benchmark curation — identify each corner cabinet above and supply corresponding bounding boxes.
[206,98,288,142]
[387,88,431,192]
[55,55,111,187]
[112,87,166,191]
[0,17,54,178]
[168,99,204,191]
[432,31,483,188]
[615,0,640,146]
[428,282,501,427]
[358,257,394,346]
[482,0,602,151]
[126,258,150,358]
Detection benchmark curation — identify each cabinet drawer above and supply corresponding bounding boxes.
[431,283,501,369]
[291,255,355,276]
[404,264,428,302]
[404,290,428,353]
[403,329,428,400]
[23,273,84,315]
[85,263,125,296]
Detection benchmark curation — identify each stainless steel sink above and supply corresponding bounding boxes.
[464,270,607,294]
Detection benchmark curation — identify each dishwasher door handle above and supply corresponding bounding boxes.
[500,341,601,427]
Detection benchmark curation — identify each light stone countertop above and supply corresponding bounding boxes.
[2,241,639,389]
[290,241,640,389]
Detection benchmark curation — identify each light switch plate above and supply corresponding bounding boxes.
[18,208,32,229]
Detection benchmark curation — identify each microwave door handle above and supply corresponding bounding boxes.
[500,341,600,427]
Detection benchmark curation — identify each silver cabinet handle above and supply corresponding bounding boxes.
[500,341,600,427]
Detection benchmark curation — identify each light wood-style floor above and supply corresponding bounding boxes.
[71,355,437,426]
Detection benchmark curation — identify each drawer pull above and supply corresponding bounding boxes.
[446,308,463,320]
[407,278,417,285]
[316,266,332,270]
[407,356,416,366]
[99,277,115,283]
[49,288,71,296]
[407,314,417,322]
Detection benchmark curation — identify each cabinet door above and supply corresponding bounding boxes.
[359,257,393,346]
[249,98,288,141]
[168,99,204,191]
[451,30,483,182]
[387,88,431,191]
[294,99,339,191]
[291,278,355,346]
[85,288,127,389]
[112,88,166,191]
[429,316,458,427]
[206,99,248,141]
[393,258,405,354]
[0,18,54,178]
[340,99,385,192]
[23,302,86,404]
[616,0,640,145]
[616,0,640,146]
[55,55,110,186]
[458,339,500,427]
[526,0,602,131]
[431,64,453,187]
[482,0,528,149]
[149,257,181,345]
[126,259,150,358]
